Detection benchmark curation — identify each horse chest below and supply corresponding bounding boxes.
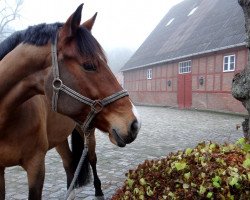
[0,143,23,167]
[0,101,48,166]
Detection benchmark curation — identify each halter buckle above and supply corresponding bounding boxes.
[52,78,62,91]
[91,100,103,113]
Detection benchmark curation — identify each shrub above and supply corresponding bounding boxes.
[111,139,250,200]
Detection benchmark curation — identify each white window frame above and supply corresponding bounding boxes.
[223,55,235,72]
[179,60,191,74]
[147,69,152,79]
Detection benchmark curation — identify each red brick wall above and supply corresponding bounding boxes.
[123,47,247,114]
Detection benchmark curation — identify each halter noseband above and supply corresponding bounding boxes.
[51,34,129,132]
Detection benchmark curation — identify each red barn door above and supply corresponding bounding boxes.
[177,74,192,109]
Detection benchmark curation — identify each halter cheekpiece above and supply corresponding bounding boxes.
[51,33,129,132]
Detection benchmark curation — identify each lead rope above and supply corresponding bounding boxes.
[65,138,88,200]
[65,129,92,200]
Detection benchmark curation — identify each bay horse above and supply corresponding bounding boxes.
[0,4,141,200]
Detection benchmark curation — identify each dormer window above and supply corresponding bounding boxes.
[166,18,175,27]
[188,6,198,16]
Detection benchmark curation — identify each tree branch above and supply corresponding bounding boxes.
[0,0,23,37]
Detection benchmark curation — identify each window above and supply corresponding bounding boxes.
[166,18,175,27]
[188,7,198,16]
[147,69,152,79]
[179,60,191,74]
[223,55,235,72]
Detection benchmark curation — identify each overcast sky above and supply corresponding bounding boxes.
[9,0,183,50]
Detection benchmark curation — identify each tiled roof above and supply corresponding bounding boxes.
[121,0,246,71]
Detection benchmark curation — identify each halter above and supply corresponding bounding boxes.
[51,34,129,132]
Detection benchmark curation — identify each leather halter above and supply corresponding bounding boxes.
[51,34,129,132]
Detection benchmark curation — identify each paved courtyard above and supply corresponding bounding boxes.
[4,106,245,199]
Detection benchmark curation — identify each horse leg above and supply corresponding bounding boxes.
[56,140,74,188]
[0,168,5,200]
[23,153,45,200]
[87,131,104,198]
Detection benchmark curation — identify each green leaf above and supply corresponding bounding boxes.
[183,183,189,189]
[212,176,221,188]
[201,172,206,178]
[184,172,191,180]
[206,192,213,198]
[209,143,216,150]
[212,176,221,183]
[243,158,250,169]
[133,187,139,195]
[146,186,154,197]
[191,182,197,187]
[155,181,161,187]
[216,158,226,166]
[229,177,238,186]
[174,162,187,171]
[185,148,192,155]
[201,161,207,167]
[229,167,238,173]
[212,181,221,188]
[124,195,129,200]
[222,146,230,153]
[199,185,206,195]
[236,138,246,145]
[243,144,250,152]
[127,178,134,189]
[168,192,175,198]
[139,178,147,186]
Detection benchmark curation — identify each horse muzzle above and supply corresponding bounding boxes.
[111,119,140,147]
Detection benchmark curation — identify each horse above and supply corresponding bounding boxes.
[0,4,141,200]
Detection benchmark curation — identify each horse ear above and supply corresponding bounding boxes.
[82,12,97,31]
[61,4,83,38]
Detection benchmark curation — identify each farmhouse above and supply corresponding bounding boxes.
[121,0,247,114]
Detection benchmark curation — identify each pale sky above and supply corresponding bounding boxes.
[9,0,183,50]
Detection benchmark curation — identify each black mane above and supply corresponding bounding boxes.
[0,23,62,60]
[24,23,63,46]
[0,22,105,61]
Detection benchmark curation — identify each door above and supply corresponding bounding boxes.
[177,73,192,109]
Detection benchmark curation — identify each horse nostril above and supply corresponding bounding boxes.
[130,119,139,139]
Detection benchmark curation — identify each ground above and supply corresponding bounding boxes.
[4,106,244,199]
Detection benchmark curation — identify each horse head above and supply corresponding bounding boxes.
[45,4,141,147]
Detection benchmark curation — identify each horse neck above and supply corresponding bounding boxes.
[0,43,51,113]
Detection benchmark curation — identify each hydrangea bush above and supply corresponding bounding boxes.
[111,139,250,200]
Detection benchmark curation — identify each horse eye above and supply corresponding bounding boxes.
[83,63,96,71]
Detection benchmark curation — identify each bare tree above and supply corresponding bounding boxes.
[232,0,250,140]
[0,0,23,41]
